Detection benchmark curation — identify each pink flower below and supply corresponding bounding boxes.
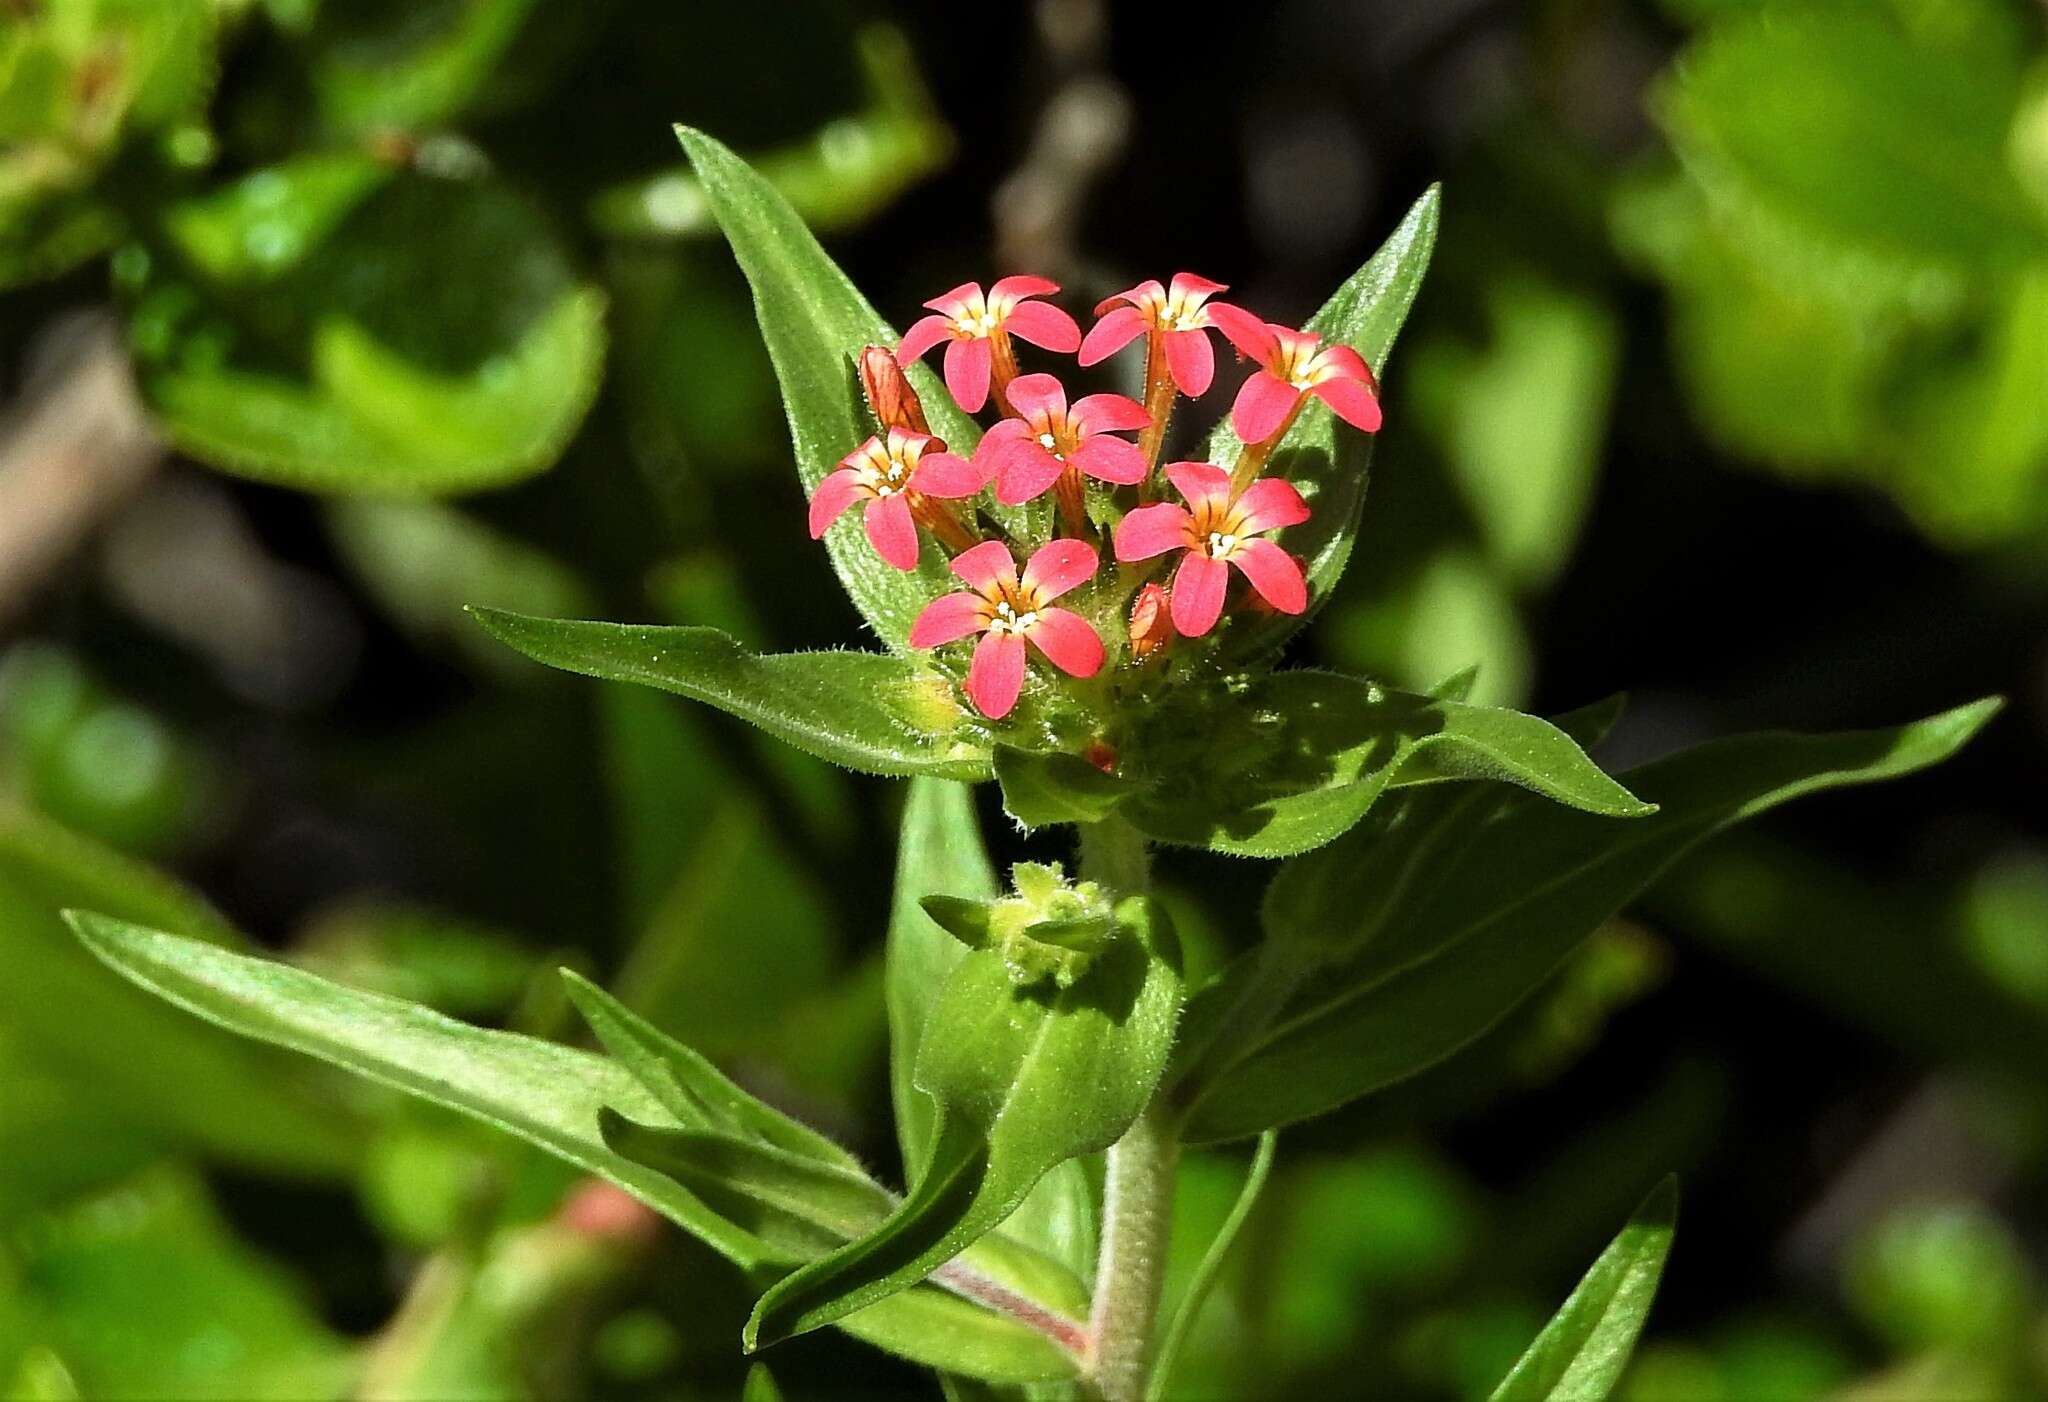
[1206,304,1382,445]
[895,277,1082,412]
[809,428,984,570]
[1113,462,1312,636]
[972,373,1151,506]
[908,539,1104,719]
[1077,273,1236,396]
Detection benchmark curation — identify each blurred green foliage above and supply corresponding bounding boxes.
[0,0,2043,1398]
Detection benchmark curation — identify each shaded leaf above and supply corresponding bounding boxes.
[1487,1179,1678,1402]
[994,749,1142,829]
[1182,699,2000,1141]
[470,611,992,780]
[1125,672,1649,858]
[749,898,1182,1347]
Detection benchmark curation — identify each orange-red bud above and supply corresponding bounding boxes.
[1129,582,1173,660]
[859,345,930,435]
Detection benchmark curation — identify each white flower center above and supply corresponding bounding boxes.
[990,600,1038,634]
[955,317,978,334]
[979,312,997,330]
[1037,432,1057,449]
[1207,531,1238,557]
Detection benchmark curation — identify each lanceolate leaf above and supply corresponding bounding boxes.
[1182,699,2000,1142]
[469,611,992,780]
[67,915,1077,1384]
[749,898,1183,1348]
[1487,1179,1679,1402]
[1201,186,1440,665]
[677,126,1025,652]
[1125,672,1649,859]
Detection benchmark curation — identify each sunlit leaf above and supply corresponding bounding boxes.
[470,610,992,780]
[1199,186,1440,665]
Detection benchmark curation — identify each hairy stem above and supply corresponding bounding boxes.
[931,1260,1092,1359]
[1077,815,1172,1402]
[1227,397,1307,493]
[1136,329,1176,496]
[1088,1100,1178,1402]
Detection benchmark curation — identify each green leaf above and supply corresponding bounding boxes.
[675,125,1031,652]
[561,971,861,1172]
[1656,7,2047,276]
[1182,698,2001,1141]
[994,748,1142,829]
[145,287,605,495]
[1200,186,1440,665]
[309,0,539,136]
[1145,1131,1277,1402]
[65,914,1079,1384]
[469,610,992,780]
[887,782,1100,1289]
[749,897,1183,1347]
[600,1112,894,1250]
[1487,1178,1678,1402]
[745,1363,787,1402]
[137,174,607,495]
[1124,672,1649,858]
[0,811,357,1176]
[591,26,951,241]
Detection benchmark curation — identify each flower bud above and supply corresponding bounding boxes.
[1128,582,1174,660]
[859,345,930,435]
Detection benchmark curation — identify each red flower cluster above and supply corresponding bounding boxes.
[807,273,1383,718]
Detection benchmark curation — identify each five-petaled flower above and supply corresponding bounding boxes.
[896,277,1081,413]
[909,539,1104,719]
[1078,273,1234,396]
[1207,304,1381,445]
[974,373,1151,506]
[1114,462,1311,636]
[809,428,983,570]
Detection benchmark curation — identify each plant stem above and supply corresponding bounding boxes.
[1077,815,1173,1402]
[1088,1100,1178,1402]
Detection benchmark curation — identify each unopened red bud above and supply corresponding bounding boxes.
[1129,582,1173,660]
[860,345,930,435]
[1084,740,1117,774]
[558,1179,661,1244]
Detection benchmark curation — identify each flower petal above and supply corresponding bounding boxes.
[1168,271,1227,302]
[1313,343,1374,385]
[971,417,1034,478]
[1021,538,1099,602]
[949,539,1019,594]
[1072,392,1151,433]
[1169,551,1230,637]
[923,281,982,314]
[1004,371,1067,425]
[1095,279,1164,316]
[1233,476,1311,534]
[1114,503,1195,562]
[1309,376,1382,433]
[1163,326,1214,396]
[944,337,993,413]
[995,444,1065,504]
[989,274,1060,303]
[896,314,955,364]
[808,469,867,538]
[907,450,987,498]
[965,631,1027,719]
[1003,300,1082,353]
[1068,434,1147,486]
[863,491,920,570]
[1205,302,1276,363]
[908,590,992,648]
[1229,538,1307,614]
[1162,461,1234,513]
[1232,370,1301,444]
[1078,305,1148,365]
[1026,608,1104,678]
